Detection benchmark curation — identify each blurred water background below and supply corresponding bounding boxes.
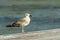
[0,0,60,35]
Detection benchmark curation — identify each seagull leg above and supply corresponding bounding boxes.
[22,26,25,33]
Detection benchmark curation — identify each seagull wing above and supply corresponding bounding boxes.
[12,18,27,27]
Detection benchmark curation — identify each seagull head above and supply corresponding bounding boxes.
[25,13,32,17]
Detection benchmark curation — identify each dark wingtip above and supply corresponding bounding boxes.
[6,25,13,27]
[6,23,20,27]
[6,25,18,27]
[6,22,16,27]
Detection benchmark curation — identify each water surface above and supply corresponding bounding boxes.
[0,8,60,35]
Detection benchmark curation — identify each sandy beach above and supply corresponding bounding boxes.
[0,29,60,40]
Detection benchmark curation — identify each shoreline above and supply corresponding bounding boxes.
[0,29,60,40]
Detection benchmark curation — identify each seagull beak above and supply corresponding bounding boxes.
[30,15,32,17]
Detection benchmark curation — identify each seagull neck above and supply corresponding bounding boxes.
[24,15,30,22]
[25,16,29,18]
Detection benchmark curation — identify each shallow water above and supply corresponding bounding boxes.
[0,7,60,35]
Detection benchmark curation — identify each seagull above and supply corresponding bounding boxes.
[6,13,32,33]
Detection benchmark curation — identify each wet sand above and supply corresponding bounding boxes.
[0,29,60,40]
